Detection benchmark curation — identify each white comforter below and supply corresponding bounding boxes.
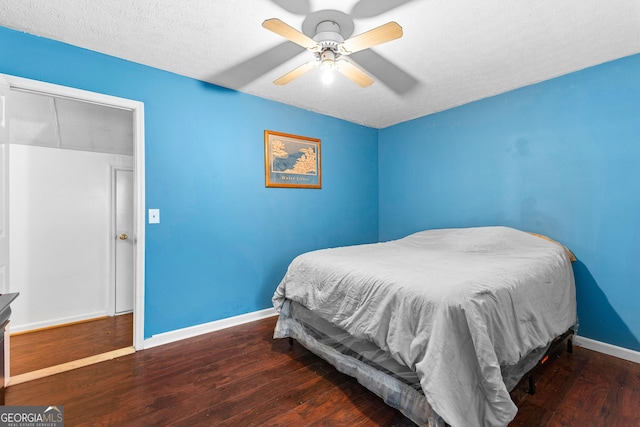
[273,226,576,427]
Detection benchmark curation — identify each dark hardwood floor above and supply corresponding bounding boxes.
[10,313,133,376]
[6,316,640,426]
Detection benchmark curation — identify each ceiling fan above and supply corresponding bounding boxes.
[262,17,403,87]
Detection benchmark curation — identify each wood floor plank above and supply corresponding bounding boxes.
[10,313,133,376]
[177,364,337,425]
[6,316,640,426]
[508,400,548,427]
[545,351,640,427]
[215,362,349,426]
[619,357,640,422]
[260,409,307,426]
[294,376,397,426]
[546,377,609,426]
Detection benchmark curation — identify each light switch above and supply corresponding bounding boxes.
[149,209,160,224]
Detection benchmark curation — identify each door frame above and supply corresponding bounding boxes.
[2,73,145,350]
[110,165,134,316]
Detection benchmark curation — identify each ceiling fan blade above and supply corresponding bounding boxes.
[340,22,403,54]
[211,42,305,88]
[262,18,318,50]
[274,62,317,85]
[350,49,419,94]
[336,60,374,88]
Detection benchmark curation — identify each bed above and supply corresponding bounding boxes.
[272,226,577,427]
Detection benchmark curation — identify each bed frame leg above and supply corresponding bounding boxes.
[526,329,572,396]
[288,337,293,346]
[528,374,536,395]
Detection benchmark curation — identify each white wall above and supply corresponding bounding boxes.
[9,144,133,331]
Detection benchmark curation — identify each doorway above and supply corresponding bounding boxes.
[1,73,145,381]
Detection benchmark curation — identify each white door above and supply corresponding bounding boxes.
[0,77,9,294]
[115,168,134,313]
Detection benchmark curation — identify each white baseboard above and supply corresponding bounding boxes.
[143,307,278,349]
[574,335,640,364]
[10,311,109,334]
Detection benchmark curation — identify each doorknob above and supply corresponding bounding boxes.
[119,233,128,240]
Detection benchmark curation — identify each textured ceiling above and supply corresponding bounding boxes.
[1,0,639,128]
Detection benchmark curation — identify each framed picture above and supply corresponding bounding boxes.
[264,130,321,189]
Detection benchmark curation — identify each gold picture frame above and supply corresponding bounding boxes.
[264,130,321,189]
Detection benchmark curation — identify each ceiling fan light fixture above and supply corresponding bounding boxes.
[319,49,336,70]
[321,68,335,85]
[319,49,336,84]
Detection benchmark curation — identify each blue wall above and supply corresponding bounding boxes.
[0,27,379,338]
[380,54,640,351]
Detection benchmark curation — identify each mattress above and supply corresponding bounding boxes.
[273,226,577,427]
